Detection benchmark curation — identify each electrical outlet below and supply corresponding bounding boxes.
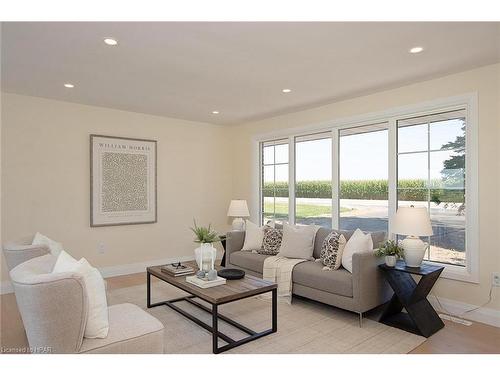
[493,272,500,287]
[98,242,106,255]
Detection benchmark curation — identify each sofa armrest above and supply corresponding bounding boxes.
[352,252,391,313]
[225,231,245,261]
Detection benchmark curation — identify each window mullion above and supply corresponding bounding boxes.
[388,119,397,239]
[332,129,339,229]
[288,136,295,225]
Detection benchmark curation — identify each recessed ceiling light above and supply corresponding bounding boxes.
[104,38,118,46]
[212,111,220,115]
[409,46,424,54]
[64,83,75,88]
[282,88,292,93]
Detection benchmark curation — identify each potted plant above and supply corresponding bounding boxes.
[190,220,220,274]
[375,240,404,267]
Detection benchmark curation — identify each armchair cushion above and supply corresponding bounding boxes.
[79,303,164,354]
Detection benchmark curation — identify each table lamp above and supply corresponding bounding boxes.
[392,206,433,267]
[227,200,250,231]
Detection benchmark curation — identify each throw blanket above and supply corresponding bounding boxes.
[262,256,307,304]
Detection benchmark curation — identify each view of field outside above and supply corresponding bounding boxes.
[262,111,466,266]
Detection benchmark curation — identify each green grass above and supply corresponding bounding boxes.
[264,202,350,219]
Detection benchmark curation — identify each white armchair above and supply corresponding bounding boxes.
[4,239,164,354]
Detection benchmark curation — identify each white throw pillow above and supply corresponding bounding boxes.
[241,220,265,251]
[52,250,109,338]
[341,228,373,273]
[32,232,64,256]
[277,223,320,260]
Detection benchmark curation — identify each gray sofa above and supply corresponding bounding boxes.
[226,227,392,324]
[3,238,165,354]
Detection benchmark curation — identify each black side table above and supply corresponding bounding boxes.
[379,260,445,337]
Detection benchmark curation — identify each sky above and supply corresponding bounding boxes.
[263,119,464,183]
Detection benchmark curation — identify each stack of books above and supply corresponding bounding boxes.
[186,275,226,288]
[160,263,195,277]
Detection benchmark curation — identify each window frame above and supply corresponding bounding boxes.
[254,93,479,283]
[260,139,290,225]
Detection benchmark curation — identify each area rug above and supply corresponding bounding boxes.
[108,281,426,354]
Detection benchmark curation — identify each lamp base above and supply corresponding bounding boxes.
[401,236,428,267]
[231,217,245,231]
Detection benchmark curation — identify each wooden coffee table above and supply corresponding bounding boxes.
[147,262,277,354]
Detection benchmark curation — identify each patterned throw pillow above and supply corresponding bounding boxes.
[320,232,347,270]
[258,228,283,255]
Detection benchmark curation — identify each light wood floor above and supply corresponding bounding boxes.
[2,272,499,354]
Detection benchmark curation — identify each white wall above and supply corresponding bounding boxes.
[228,63,500,312]
[1,93,232,282]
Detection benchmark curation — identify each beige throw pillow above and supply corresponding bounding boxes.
[341,228,373,273]
[32,232,64,257]
[277,223,320,260]
[241,220,265,251]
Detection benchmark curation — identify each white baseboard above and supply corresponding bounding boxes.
[98,255,196,278]
[428,294,500,328]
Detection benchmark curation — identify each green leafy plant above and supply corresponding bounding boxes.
[375,240,404,257]
[262,179,464,203]
[190,220,220,244]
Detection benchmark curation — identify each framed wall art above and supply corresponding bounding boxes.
[90,134,157,227]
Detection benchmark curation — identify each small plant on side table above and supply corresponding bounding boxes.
[375,240,404,267]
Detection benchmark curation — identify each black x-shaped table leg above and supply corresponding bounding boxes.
[379,262,445,337]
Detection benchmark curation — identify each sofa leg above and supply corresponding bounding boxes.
[358,312,363,328]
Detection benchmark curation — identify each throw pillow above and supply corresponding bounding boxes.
[258,227,283,255]
[32,232,64,256]
[341,228,373,273]
[241,220,265,251]
[277,223,320,260]
[52,250,109,338]
[320,232,347,270]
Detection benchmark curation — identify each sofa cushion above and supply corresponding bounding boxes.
[292,260,353,297]
[230,251,270,273]
[79,303,164,354]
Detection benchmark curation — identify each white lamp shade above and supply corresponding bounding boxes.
[392,206,433,237]
[227,200,250,217]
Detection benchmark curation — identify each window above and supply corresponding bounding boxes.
[261,140,289,225]
[397,109,466,267]
[295,132,332,228]
[257,95,477,281]
[339,124,389,232]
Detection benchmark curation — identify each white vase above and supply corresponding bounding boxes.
[194,243,216,271]
[385,255,397,267]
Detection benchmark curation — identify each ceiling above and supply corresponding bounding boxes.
[2,22,499,125]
